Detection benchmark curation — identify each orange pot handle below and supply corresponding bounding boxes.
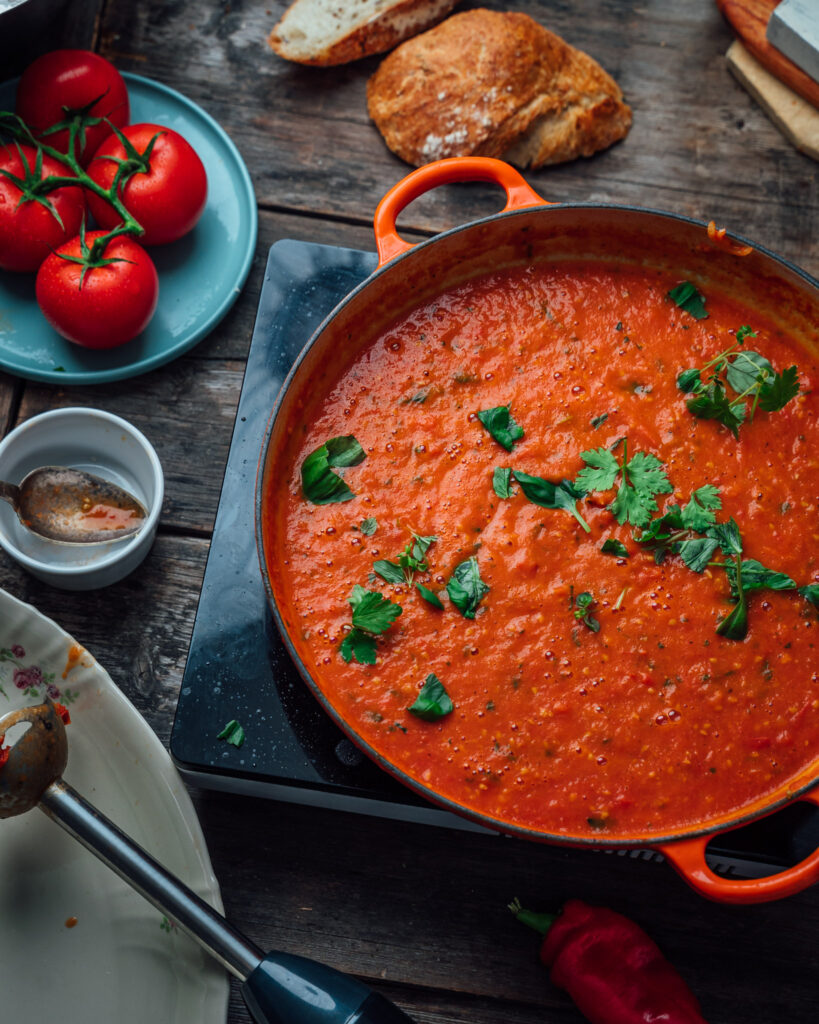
[658,787,819,904]
[373,157,546,267]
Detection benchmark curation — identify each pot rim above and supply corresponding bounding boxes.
[256,198,819,850]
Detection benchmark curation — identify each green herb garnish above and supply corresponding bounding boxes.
[373,532,437,586]
[301,435,366,504]
[590,413,609,430]
[601,539,628,558]
[408,673,453,721]
[492,467,514,499]
[572,589,600,632]
[800,585,819,612]
[477,405,524,451]
[446,558,489,619]
[360,517,378,536]
[217,720,245,748]
[340,585,403,664]
[513,471,590,533]
[668,281,708,319]
[415,582,444,609]
[575,439,672,529]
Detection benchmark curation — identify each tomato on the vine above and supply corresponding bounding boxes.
[87,124,208,245]
[16,50,130,166]
[36,231,159,349]
[0,144,86,272]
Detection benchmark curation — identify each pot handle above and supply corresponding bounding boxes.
[373,157,546,267]
[658,787,819,904]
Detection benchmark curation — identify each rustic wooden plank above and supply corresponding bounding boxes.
[0,371,19,438]
[96,0,819,277]
[3,0,104,76]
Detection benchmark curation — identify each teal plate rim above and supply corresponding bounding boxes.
[0,72,258,384]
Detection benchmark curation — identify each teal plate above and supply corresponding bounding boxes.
[0,73,258,383]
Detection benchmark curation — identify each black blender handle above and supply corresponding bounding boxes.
[243,951,416,1024]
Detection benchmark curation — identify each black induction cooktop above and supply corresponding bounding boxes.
[170,239,819,878]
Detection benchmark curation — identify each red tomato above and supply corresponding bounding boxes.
[16,50,130,166]
[36,231,158,349]
[0,144,85,272]
[87,124,208,245]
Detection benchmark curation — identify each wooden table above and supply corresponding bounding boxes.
[2,2,818,1021]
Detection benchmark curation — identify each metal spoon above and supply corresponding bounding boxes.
[0,466,147,543]
[0,700,415,1024]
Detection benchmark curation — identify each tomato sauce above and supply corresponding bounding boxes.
[267,260,819,840]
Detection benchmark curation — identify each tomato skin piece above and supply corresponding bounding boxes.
[16,50,130,166]
[87,124,208,245]
[35,231,159,349]
[0,145,85,273]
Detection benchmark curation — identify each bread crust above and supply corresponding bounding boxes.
[269,0,459,67]
[367,8,632,167]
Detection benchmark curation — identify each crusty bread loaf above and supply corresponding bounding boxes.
[269,0,460,66]
[367,9,632,167]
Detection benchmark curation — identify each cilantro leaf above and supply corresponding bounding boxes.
[668,281,708,319]
[493,467,514,498]
[408,673,453,721]
[725,350,773,394]
[217,720,245,748]
[416,582,444,609]
[340,628,377,665]
[758,365,799,413]
[360,517,378,536]
[513,471,591,533]
[373,560,405,585]
[348,584,402,633]
[446,558,489,619]
[680,485,722,531]
[477,405,524,451]
[601,539,629,558]
[301,435,365,504]
[575,447,620,493]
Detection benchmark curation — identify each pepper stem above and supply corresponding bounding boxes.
[508,897,556,936]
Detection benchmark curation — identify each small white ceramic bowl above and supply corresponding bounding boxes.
[0,408,163,590]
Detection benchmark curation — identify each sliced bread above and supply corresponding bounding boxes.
[367,8,632,167]
[269,0,460,66]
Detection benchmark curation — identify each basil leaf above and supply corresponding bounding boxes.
[217,720,245,748]
[301,435,365,504]
[514,471,591,533]
[493,467,513,498]
[408,673,453,721]
[446,558,489,619]
[668,281,708,319]
[373,560,406,586]
[676,536,719,573]
[416,582,444,609]
[340,628,377,665]
[601,539,628,558]
[348,584,402,633]
[360,517,378,536]
[477,405,524,451]
[725,350,773,394]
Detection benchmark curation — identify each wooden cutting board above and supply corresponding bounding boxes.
[717,0,819,109]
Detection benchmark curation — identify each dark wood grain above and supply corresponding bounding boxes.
[1,3,819,1023]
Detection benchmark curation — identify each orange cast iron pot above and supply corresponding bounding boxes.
[257,157,819,905]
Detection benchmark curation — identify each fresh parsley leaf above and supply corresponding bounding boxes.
[360,517,378,536]
[590,413,609,430]
[680,485,722,531]
[725,350,773,394]
[575,447,620,493]
[493,467,514,498]
[513,471,591,533]
[408,673,453,721]
[758,365,799,412]
[716,590,748,641]
[409,533,437,562]
[340,628,377,665]
[676,368,702,393]
[348,584,402,633]
[373,560,406,585]
[676,537,719,573]
[477,405,524,451]
[668,281,708,319]
[685,380,746,439]
[731,559,796,597]
[735,325,757,344]
[601,539,629,558]
[799,585,819,611]
[301,435,366,504]
[416,582,444,609]
[446,558,489,619]
[578,442,672,529]
[572,590,600,632]
[217,720,245,748]
[707,518,743,557]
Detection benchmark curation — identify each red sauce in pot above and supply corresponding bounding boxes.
[265,260,819,840]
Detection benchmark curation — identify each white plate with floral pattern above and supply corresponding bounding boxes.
[0,588,228,1022]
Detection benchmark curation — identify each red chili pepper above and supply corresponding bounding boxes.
[510,897,709,1024]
